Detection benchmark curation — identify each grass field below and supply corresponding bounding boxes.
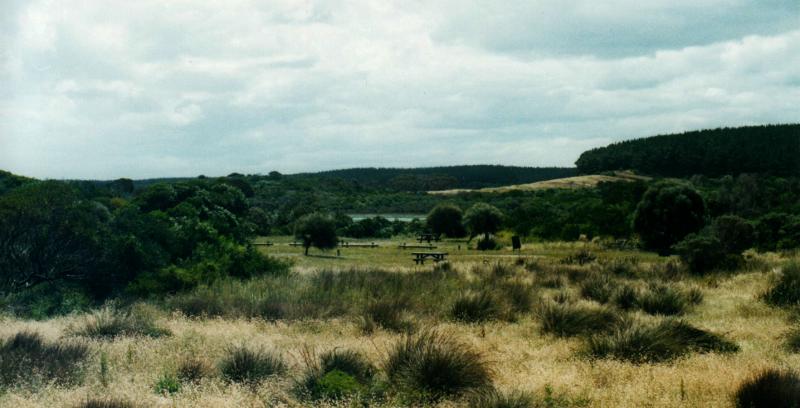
[1,237,798,407]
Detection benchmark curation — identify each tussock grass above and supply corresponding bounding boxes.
[579,274,616,303]
[177,356,214,383]
[636,283,693,316]
[72,304,170,339]
[299,348,376,400]
[385,330,493,401]
[587,320,739,363]
[219,345,287,384]
[468,390,535,408]
[362,298,413,334]
[733,369,800,408]
[451,291,503,323]
[74,399,136,408]
[0,331,90,389]
[763,262,800,307]
[538,302,625,338]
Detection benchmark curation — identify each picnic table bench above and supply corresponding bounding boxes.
[252,242,274,246]
[416,233,441,243]
[399,243,437,250]
[412,252,448,265]
[339,241,379,248]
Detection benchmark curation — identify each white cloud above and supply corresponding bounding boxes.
[0,0,798,179]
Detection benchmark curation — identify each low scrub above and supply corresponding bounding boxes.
[787,328,800,353]
[177,356,214,383]
[0,331,90,388]
[154,373,181,395]
[501,280,536,315]
[636,283,692,316]
[362,299,413,334]
[734,369,800,408]
[72,304,171,339]
[385,330,493,401]
[219,345,287,384]
[468,390,535,408]
[579,274,616,303]
[763,262,800,307]
[587,320,739,363]
[451,291,503,323]
[561,249,597,265]
[74,399,136,408]
[299,349,376,400]
[538,302,624,338]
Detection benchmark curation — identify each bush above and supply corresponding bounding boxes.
[177,357,214,383]
[538,303,624,338]
[734,369,800,408]
[469,390,535,408]
[477,237,502,250]
[73,304,171,339]
[154,373,181,395]
[713,215,755,254]
[561,249,597,265]
[673,232,727,274]
[632,183,706,255]
[501,280,535,314]
[787,328,800,353]
[579,274,616,303]
[451,291,502,323]
[74,399,136,408]
[219,345,286,384]
[0,331,90,388]
[385,330,493,401]
[587,320,739,363]
[300,349,376,400]
[613,285,639,310]
[764,262,800,307]
[362,299,412,333]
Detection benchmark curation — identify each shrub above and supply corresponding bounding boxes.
[501,280,535,314]
[539,275,566,289]
[451,291,502,323]
[786,328,800,353]
[0,331,90,388]
[477,237,502,250]
[636,283,691,316]
[538,303,624,338]
[613,285,639,310]
[154,373,181,395]
[385,330,493,401]
[632,183,706,255]
[734,369,800,408]
[177,357,214,383]
[561,249,597,265]
[74,399,136,408]
[219,345,286,384]
[579,274,616,304]
[74,304,171,339]
[672,232,728,275]
[300,349,376,400]
[764,262,800,307]
[587,320,739,363]
[713,215,755,254]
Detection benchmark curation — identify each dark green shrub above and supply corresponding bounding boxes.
[764,262,800,307]
[73,305,171,339]
[477,237,502,250]
[385,330,493,401]
[713,215,755,254]
[300,349,376,400]
[0,331,90,388]
[312,369,363,399]
[734,369,800,408]
[786,328,800,353]
[636,284,691,316]
[538,303,624,338]
[74,399,136,408]
[177,357,214,383]
[579,274,616,304]
[613,285,639,310]
[319,349,376,384]
[219,345,286,384]
[587,320,739,363]
[632,183,706,255]
[451,291,502,323]
[426,204,466,238]
[673,232,727,274]
[154,373,181,395]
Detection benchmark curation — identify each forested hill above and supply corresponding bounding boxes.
[291,165,577,190]
[576,124,800,177]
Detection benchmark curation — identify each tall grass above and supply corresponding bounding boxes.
[538,302,625,338]
[219,345,287,384]
[0,331,90,388]
[733,369,800,408]
[72,304,171,339]
[763,262,800,307]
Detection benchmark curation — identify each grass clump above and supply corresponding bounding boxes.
[154,373,181,395]
[177,356,214,383]
[469,390,535,408]
[538,302,625,338]
[763,262,800,307]
[385,330,493,401]
[733,369,800,408]
[74,399,136,408]
[362,298,413,333]
[579,274,616,304]
[219,345,287,384]
[786,328,800,353]
[299,349,376,400]
[636,283,692,316]
[74,304,171,339]
[451,291,502,323]
[0,331,90,388]
[587,320,739,363]
[501,280,536,315]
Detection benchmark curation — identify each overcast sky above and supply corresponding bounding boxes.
[1,1,798,179]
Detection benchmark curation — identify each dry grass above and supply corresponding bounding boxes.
[428,171,650,195]
[0,244,797,407]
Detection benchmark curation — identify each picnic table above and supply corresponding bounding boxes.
[399,243,437,250]
[412,252,448,265]
[416,233,441,243]
[252,242,274,246]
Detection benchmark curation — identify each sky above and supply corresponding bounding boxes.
[1,0,798,179]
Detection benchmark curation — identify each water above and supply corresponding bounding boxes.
[347,214,425,222]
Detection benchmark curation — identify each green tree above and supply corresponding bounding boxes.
[633,183,706,255]
[295,213,338,255]
[426,204,466,238]
[464,203,504,244]
[712,215,754,254]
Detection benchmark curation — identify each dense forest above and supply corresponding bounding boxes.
[576,124,800,177]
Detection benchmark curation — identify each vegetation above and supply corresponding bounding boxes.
[633,182,707,254]
[219,345,287,384]
[426,203,466,237]
[733,369,800,408]
[763,262,800,307]
[294,212,339,255]
[465,202,504,248]
[0,331,89,388]
[71,304,171,339]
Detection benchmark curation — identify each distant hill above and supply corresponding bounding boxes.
[576,124,800,177]
[429,171,649,195]
[291,165,577,191]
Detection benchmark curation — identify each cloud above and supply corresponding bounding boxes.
[0,0,798,179]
